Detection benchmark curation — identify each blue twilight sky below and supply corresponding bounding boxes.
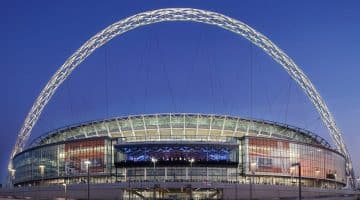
[1,1,360,183]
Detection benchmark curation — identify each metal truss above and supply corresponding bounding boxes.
[8,8,355,187]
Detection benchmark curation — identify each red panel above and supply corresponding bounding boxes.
[64,138,105,174]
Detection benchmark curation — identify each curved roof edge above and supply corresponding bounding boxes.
[28,113,332,149]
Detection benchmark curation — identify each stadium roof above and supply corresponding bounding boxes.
[28,113,331,149]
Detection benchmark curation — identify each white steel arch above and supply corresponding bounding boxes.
[8,8,354,186]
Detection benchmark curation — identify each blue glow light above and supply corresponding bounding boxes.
[118,145,233,162]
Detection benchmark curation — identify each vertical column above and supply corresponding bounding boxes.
[144,168,147,181]
[115,167,118,182]
[238,140,242,171]
[57,145,60,184]
[124,168,127,182]
[206,167,209,182]
[226,168,229,182]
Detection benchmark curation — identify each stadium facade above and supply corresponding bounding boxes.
[11,113,347,199]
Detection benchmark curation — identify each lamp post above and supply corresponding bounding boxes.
[62,183,67,200]
[84,160,91,200]
[189,158,195,181]
[39,165,45,200]
[151,157,158,181]
[315,169,320,187]
[127,167,131,200]
[189,158,195,200]
[290,166,296,186]
[291,162,301,200]
[39,165,45,185]
[151,157,157,200]
[9,169,15,187]
[249,162,257,200]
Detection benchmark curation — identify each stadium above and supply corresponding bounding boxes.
[11,113,347,199]
[3,8,358,200]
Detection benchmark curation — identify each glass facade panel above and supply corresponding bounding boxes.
[212,117,224,129]
[119,119,132,131]
[246,137,346,184]
[198,116,210,129]
[14,114,345,189]
[131,117,144,130]
[224,118,237,131]
[108,121,120,133]
[13,137,111,185]
[158,115,170,128]
[236,120,248,132]
[144,116,158,129]
[96,123,108,136]
[185,115,197,128]
[171,115,184,128]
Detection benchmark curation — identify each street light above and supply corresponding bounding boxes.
[189,158,195,181]
[84,160,91,200]
[188,158,195,200]
[9,169,16,178]
[39,165,45,185]
[315,169,320,187]
[151,157,158,200]
[62,183,67,200]
[9,168,16,187]
[127,167,131,200]
[39,165,46,200]
[291,162,302,200]
[151,157,158,181]
[249,162,257,200]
